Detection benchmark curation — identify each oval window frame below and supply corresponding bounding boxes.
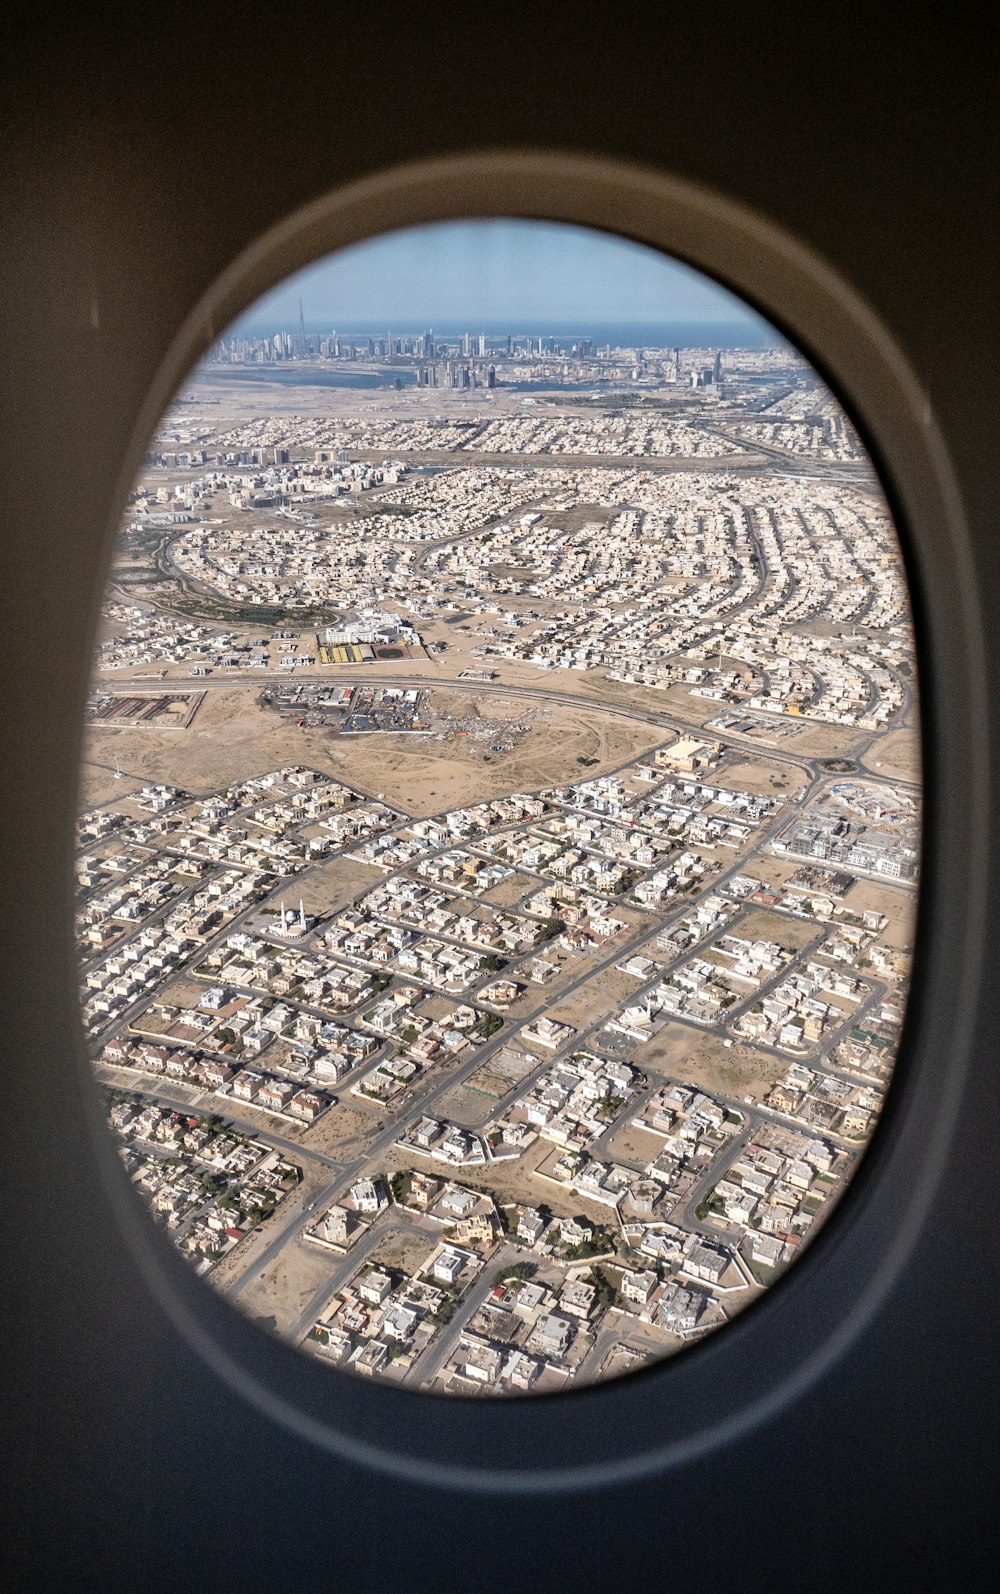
[83,148,987,1494]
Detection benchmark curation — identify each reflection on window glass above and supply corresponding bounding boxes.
[79,219,919,1395]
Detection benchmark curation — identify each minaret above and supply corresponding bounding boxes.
[299,900,306,934]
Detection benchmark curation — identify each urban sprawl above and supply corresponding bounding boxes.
[81,328,918,1395]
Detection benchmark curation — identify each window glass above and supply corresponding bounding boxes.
[80,219,919,1395]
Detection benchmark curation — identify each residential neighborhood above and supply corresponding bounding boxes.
[80,328,918,1393]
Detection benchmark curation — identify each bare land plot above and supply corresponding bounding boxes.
[428,1079,500,1125]
[733,906,821,952]
[862,725,920,785]
[778,722,867,759]
[78,763,146,807]
[236,1239,341,1337]
[294,855,386,916]
[467,1047,542,1096]
[633,1021,788,1105]
[369,1225,436,1277]
[423,1051,542,1125]
[490,950,604,1017]
[719,757,807,797]
[736,853,812,889]
[301,1100,385,1159]
[324,697,663,816]
[845,879,918,950]
[480,875,537,907]
[545,966,644,1033]
[85,685,358,795]
[605,1121,667,1166]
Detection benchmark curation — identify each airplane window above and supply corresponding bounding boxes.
[78,218,919,1398]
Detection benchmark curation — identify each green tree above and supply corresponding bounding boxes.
[492,1262,533,1289]
[589,1266,618,1315]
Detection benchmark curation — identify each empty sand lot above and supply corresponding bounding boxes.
[634,1020,788,1105]
[862,724,920,785]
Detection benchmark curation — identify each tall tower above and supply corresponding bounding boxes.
[298,297,306,358]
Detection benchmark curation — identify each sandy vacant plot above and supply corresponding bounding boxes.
[779,721,867,759]
[237,1239,341,1337]
[481,875,535,907]
[84,685,358,796]
[467,1048,542,1096]
[545,965,643,1033]
[605,1121,666,1167]
[327,696,663,817]
[370,1225,435,1276]
[295,855,385,916]
[847,878,918,950]
[738,853,810,889]
[862,725,921,785]
[78,763,147,808]
[302,1101,384,1159]
[435,1048,550,1124]
[734,906,820,952]
[634,1020,788,1105]
[721,757,807,797]
[429,1079,499,1126]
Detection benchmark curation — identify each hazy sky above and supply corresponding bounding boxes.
[233,218,772,333]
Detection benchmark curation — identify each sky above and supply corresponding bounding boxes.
[232,218,773,335]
